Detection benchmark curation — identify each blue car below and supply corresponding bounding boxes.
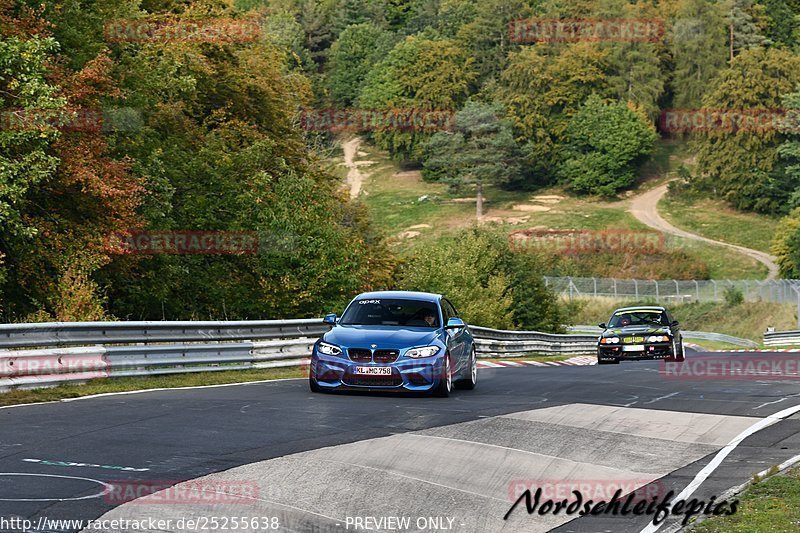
[309,291,477,397]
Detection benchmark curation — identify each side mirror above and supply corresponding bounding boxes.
[598,323,606,329]
[445,317,466,329]
[671,320,679,327]
[323,313,337,325]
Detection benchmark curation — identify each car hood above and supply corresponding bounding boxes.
[323,325,442,349]
[602,325,672,337]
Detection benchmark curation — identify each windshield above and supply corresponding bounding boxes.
[339,298,440,327]
[608,310,668,328]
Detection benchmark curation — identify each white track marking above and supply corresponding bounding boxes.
[644,392,680,405]
[0,378,305,410]
[639,402,800,533]
[0,473,111,502]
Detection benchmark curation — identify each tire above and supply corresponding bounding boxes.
[433,354,453,397]
[309,373,321,393]
[455,347,477,390]
[674,340,685,362]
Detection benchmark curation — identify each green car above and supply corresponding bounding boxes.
[597,306,684,365]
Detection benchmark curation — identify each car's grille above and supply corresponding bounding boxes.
[348,348,372,362]
[345,372,403,387]
[373,349,399,364]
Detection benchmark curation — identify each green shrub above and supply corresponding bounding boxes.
[724,286,745,307]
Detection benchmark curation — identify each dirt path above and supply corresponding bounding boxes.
[342,137,363,199]
[629,182,780,280]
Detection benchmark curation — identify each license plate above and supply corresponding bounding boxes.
[355,366,392,376]
[623,345,645,352]
[624,336,644,343]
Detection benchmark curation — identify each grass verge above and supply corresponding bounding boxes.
[350,140,767,279]
[660,195,779,255]
[0,366,305,408]
[690,464,800,532]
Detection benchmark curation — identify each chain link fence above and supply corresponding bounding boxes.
[545,276,800,327]
[544,277,800,304]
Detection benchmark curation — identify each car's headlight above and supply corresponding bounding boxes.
[317,341,342,356]
[406,345,441,358]
[600,337,620,344]
[647,335,669,343]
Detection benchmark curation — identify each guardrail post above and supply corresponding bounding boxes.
[655,281,659,302]
[593,277,597,298]
[712,280,717,301]
[633,279,638,299]
[613,278,617,298]
[695,280,699,302]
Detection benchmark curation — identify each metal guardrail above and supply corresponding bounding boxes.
[0,319,328,349]
[470,326,597,356]
[0,321,598,391]
[566,325,759,348]
[764,330,800,347]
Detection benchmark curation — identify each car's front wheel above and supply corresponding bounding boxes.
[434,354,453,397]
[674,339,685,362]
[455,347,477,390]
[309,372,321,393]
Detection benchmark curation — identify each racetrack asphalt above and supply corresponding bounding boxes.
[2,347,800,533]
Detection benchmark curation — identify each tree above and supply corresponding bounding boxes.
[668,0,729,108]
[327,23,395,106]
[0,2,144,321]
[776,89,800,209]
[772,207,800,277]
[422,101,523,218]
[261,11,316,73]
[727,0,771,59]
[590,0,666,119]
[759,0,799,48]
[557,95,657,196]
[398,227,514,329]
[0,0,395,321]
[690,47,800,212]
[358,35,475,161]
[494,43,611,187]
[450,0,530,82]
[399,226,567,331]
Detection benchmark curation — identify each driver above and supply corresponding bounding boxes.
[422,309,436,327]
[619,315,631,326]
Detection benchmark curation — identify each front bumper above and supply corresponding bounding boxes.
[310,350,446,392]
[597,342,674,361]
